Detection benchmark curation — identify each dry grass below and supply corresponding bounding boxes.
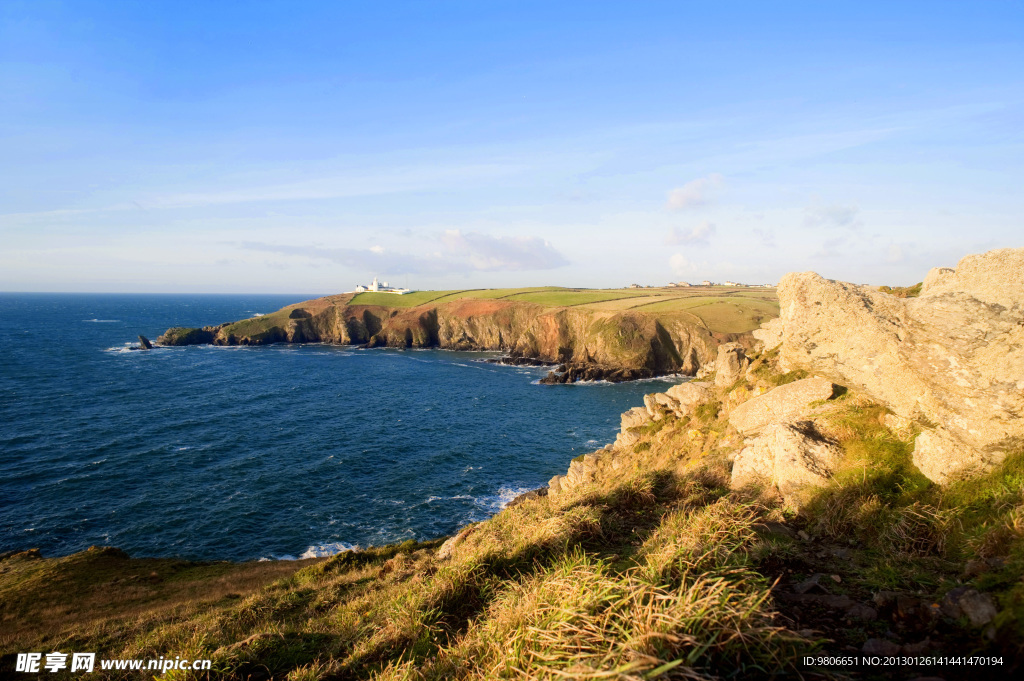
[8,356,1024,678]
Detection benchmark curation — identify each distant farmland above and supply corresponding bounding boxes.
[348,286,779,335]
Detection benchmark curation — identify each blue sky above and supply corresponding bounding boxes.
[1,1,1021,293]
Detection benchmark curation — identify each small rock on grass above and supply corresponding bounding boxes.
[862,638,901,656]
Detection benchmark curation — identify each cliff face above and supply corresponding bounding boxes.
[159,295,734,379]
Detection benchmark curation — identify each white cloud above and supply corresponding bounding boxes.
[666,220,716,246]
[666,173,724,210]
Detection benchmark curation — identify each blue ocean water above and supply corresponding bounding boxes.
[0,294,682,561]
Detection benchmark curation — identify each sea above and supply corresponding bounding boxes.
[0,294,683,562]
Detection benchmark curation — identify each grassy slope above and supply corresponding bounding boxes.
[312,286,778,335]
[4,348,1020,680]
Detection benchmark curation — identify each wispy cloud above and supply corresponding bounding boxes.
[236,230,569,275]
[753,227,777,248]
[666,174,724,210]
[145,163,528,210]
[804,203,862,229]
[666,220,716,246]
[440,230,569,271]
[811,236,849,258]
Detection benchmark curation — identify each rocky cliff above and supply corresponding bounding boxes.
[554,247,1023,499]
[158,294,744,381]
[755,247,1023,483]
[535,251,1023,664]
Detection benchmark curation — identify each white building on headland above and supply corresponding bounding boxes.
[354,276,413,295]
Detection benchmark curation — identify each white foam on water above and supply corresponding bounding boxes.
[83,319,120,323]
[424,494,474,503]
[477,485,536,513]
[260,541,356,561]
[299,541,356,559]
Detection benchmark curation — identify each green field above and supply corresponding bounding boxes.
[348,286,778,333]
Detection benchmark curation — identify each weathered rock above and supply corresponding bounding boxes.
[846,603,878,621]
[752,317,784,351]
[157,326,218,346]
[664,381,713,417]
[767,248,1024,484]
[731,421,842,509]
[728,377,835,434]
[540,363,656,384]
[793,573,831,594]
[643,393,668,420]
[614,429,641,449]
[547,474,566,498]
[942,587,998,627]
[652,392,679,413]
[881,413,913,435]
[620,407,651,430]
[437,525,475,561]
[922,266,955,292]
[0,548,41,561]
[137,335,153,350]
[506,487,548,509]
[913,428,1005,485]
[714,342,749,387]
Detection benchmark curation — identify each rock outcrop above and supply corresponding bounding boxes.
[714,343,749,387]
[548,448,625,499]
[763,248,1024,483]
[729,377,835,435]
[731,421,842,510]
[665,381,714,417]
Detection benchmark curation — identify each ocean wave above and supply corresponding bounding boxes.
[300,541,356,559]
[83,319,120,323]
[261,541,356,561]
[424,494,474,503]
[476,485,536,512]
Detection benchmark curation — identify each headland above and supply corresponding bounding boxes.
[156,285,780,383]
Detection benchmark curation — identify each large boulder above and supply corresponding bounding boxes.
[768,248,1024,483]
[731,421,842,509]
[620,407,650,430]
[714,343,749,387]
[665,381,714,416]
[729,377,836,435]
[913,429,1006,485]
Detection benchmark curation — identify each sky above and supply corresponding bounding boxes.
[1,1,1022,293]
